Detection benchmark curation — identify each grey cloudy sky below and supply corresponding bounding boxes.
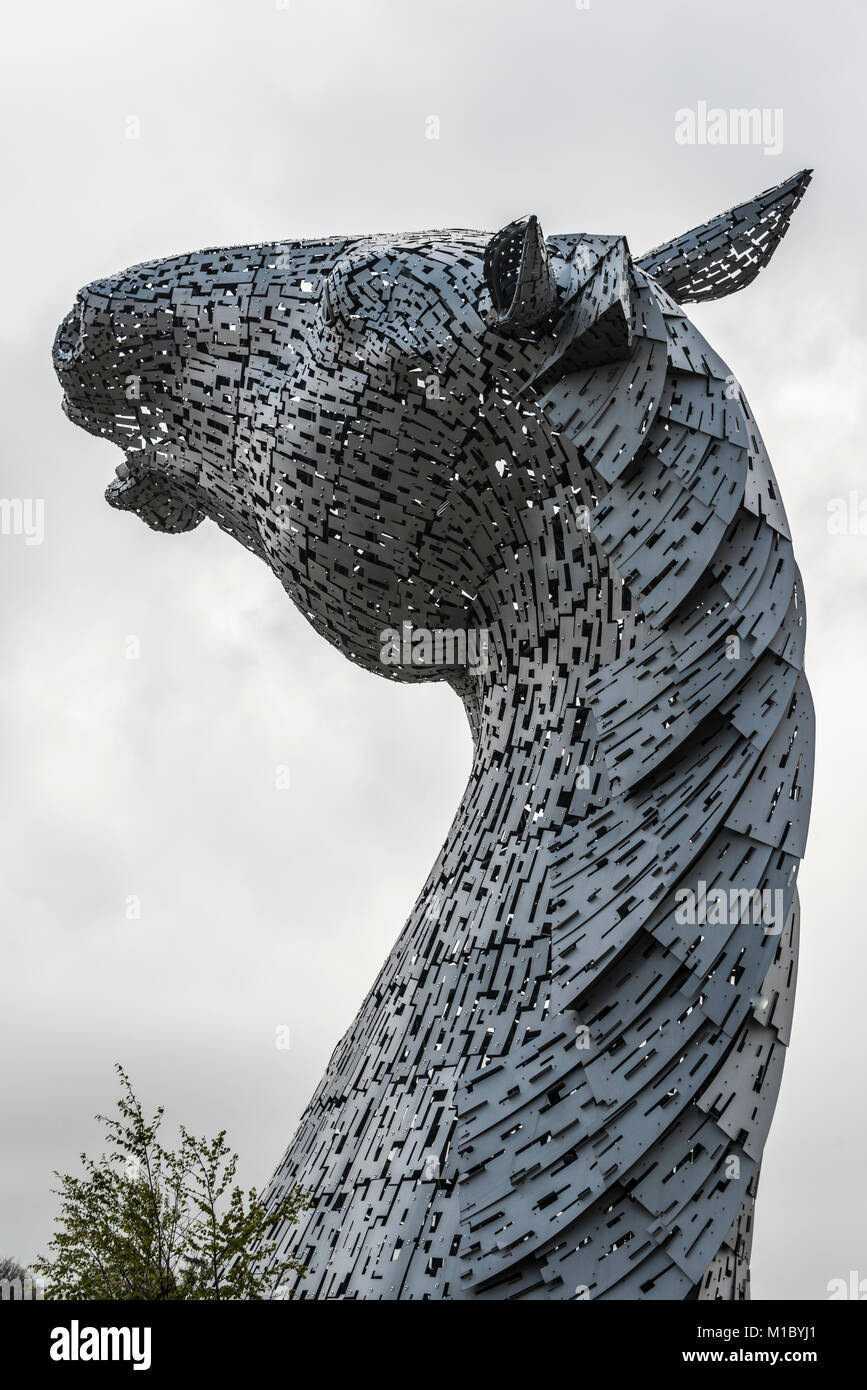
[1,0,865,1299]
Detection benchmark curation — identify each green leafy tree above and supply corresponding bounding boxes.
[34,1065,308,1300]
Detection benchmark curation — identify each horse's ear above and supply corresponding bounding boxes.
[527,237,634,386]
[636,169,812,304]
[484,214,558,332]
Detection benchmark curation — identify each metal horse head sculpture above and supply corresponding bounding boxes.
[54,171,814,1299]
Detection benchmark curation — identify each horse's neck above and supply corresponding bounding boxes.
[377,533,636,1017]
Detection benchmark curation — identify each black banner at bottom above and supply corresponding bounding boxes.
[2,1296,862,1375]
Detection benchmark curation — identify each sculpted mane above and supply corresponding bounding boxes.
[455,214,813,1298]
[53,172,814,1299]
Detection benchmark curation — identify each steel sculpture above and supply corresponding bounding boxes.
[53,171,814,1299]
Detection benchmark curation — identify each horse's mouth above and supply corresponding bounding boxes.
[104,448,205,535]
[58,391,205,535]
